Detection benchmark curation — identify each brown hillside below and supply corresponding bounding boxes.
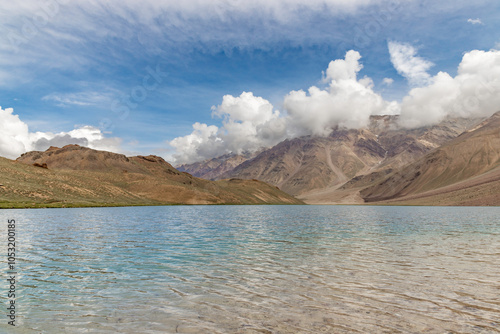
[375,166,500,206]
[210,116,479,198]
[219,129,385,196]
[361,112,500,204]
[1,145,303,208]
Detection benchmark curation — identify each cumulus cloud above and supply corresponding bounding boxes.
[169,123,223,165]
[322,50,363,83]
[284,50,399,136]
[399,49,500,127]
[212,92,287,149]
[169,92,286,164]
[0,107,31,159]
[388,41,434,87]
[467,18,483,25]
[170,51,399,164]
[171,46,500,163]
[0,106,122,159]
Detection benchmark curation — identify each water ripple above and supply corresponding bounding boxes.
[0,205,499,333]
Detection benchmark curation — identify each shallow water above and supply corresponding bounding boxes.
[1,205,500,333]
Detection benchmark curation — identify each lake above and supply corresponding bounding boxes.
[1,205,499,333]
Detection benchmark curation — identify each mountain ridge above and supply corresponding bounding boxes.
[179,116,483,203]
[0,145,303,208]
[5,113,498,207]
[360,111,500,205]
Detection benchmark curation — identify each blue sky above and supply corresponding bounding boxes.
[1,0,499,163]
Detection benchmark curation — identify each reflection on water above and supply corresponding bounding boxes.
[1,205,500,333]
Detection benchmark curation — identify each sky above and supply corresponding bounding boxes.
[1,0,499,164]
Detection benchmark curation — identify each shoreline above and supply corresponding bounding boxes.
[1,202,498,210]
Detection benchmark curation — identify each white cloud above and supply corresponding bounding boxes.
[0,0,395,88]
[399,49,500,127]
[382,78,394,86]
[1,0,388,22]
[170,51,399,164]
[31,126,123,153]
[171,47,500,163]
[467,18,483,25]
[388,41,434,87]
[284,50,399,136]
[322,50,363,82]
[0,106,122,159]
[169,123,223,165]
[169,92,287,164]
[0,107,31,159]
[213,92,287,149]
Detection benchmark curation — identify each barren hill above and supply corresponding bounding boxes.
[182,116,479,199]
[0,145,303,208]
[360,112,500,205]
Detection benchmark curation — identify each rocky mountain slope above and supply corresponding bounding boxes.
[360,111,500,205]
[177,151,259,180]
[179,116,481,200]
[0,145,303,208]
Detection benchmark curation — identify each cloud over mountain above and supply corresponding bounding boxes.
[170,46,500,164]
[284,50,399,136]
[170,51,399,164]
[399,49,500,127]
[0,107,122,159]
[169,92,287,164]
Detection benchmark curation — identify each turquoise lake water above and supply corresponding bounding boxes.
[1,205,500,333]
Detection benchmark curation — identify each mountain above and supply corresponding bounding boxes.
[219,128,386,196]
[180,116,480,202]
[7,111,496,207]
[0,145,303,208]
[177,151,259,180]
[360,111,500,206]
